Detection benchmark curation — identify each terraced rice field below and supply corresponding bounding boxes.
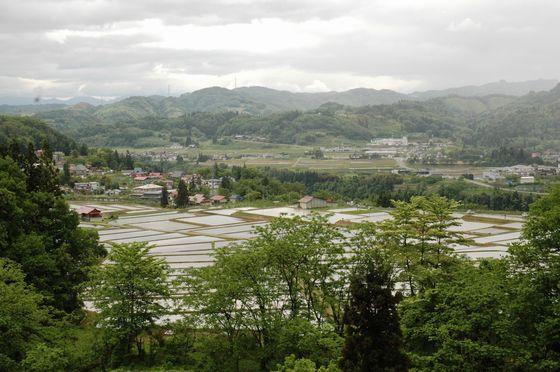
[73,203,526,275]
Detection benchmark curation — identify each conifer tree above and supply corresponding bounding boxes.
[61,162,71,185]
[341,252,408,372]
[161,186,169,207]
[175,179,189,208]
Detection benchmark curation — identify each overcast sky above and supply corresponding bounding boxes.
[1,0,559,98]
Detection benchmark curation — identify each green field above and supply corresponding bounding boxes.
[196,156,396,171]
[115,140,400,172]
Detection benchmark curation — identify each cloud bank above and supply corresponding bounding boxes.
[1,0,558,98]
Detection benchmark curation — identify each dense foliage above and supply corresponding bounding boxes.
[0,143,106,370]
[469,84,560,148]
[0,115,77,153]
[0,143,105,312]
[84,243,171,367]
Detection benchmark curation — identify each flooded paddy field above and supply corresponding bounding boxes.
[74,202,526,271]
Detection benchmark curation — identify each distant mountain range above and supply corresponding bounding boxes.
[0,96,117,106]
[2,79,560,149]
[410,79,559,99]
[0,79,557,116]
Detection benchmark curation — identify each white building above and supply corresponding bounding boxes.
[370,136,408,146]
[519,176,535,184]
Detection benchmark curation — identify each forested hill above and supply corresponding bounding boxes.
[3,82,560,148]
[35,86,412,122]
[0,115,77,153]
[34,96,512,147]
[467,83,560,148]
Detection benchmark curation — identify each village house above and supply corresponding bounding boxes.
[162,179,174,189]
[105,188,123,196]
[70,164,89,176]
[534,165,559,176]
[229,194,243,202]
[74,182,102,193]
[202,178,221,189]
[76,206,102,221]
[53,151,65,166]
[502,164,534,177]
[483,171,505,182]
[190,193,210,205]
[210,195,228,204]
[148,172,163,180]
[182,174,203,186]
[132,183,163,199]
[133,175,149,182]
[298,195,327,210]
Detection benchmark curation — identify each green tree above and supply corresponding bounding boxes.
[124,150,134,169]
[507,186,560,369]
[21,343,68,372]
[60,162,71,186]
[0,258,52,370]
[161,186,169,207]
[182,215,348,370]
[341,251,408,372]
[275,354,341,372]
[0,154,105,313]
[175,179,189,208]
[311,149,324,160]
[400,259,528,371]
[79,143,88,156]
[221,176,232,190]
[373,196,469,295]
[84,243,171,366]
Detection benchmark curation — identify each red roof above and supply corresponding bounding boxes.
[211,195,227,201]
[76,207,102,215]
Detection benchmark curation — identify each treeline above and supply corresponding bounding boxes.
[483,146,543,166]
[86,148,135,170]
[266,169,536,211]
[445,146,545,166]
[437,180,537,211]
[218,164,305,202]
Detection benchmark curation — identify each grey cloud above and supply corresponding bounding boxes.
[0,0,559,97]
